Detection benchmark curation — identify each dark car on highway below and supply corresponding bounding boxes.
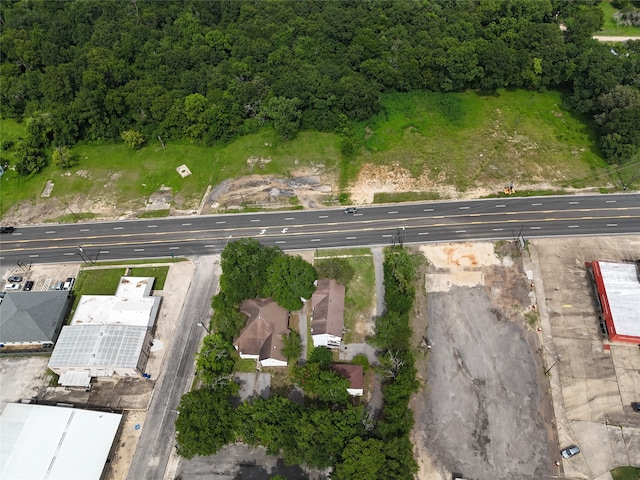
[0,226,15,234]
[23,281,34,291]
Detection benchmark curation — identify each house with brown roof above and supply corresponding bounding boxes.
[234,298,289,367]
[311,279,345,348]
[330,364,364,396]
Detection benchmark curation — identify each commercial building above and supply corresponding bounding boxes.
[0,291,72,352]
[71,277,161,329]
[49,325,153,387]
[0,403,122,480]
[588,260,640,344]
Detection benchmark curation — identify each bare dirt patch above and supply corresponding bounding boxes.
[411,241,555,480]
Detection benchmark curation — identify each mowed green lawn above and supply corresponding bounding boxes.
[361,89,607,191]
[599,1,640,36]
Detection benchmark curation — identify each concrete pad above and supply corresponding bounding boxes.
[0,356,50,413]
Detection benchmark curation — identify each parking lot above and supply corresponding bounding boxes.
[531,236,640,480]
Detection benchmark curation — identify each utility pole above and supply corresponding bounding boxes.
[196,321,211,334]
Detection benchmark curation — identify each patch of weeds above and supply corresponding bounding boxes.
[524,310,539,329]
[47,368,60,387]
[137,209,171,218]
[373,191,441,203]
[48,212,97,223]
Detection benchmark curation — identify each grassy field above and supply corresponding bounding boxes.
[599,1,640,36]
[611,466,640,480]
[0,87,626,220]
[0,120,340,218]
[360,89,608,191]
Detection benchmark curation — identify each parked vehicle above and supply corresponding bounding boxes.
[4,283,21,291]
[63,277,75,291]
[53,281,64,290]
[561,445,581,458]
[344,207,358,214]
[7,276,23,283]
[632,402,640,412]
[23,281,34,291]
[0,226,15,234]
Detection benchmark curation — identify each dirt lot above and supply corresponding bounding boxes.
[411,242,555,480]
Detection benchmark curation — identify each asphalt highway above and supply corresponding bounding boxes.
[1,193,639,265]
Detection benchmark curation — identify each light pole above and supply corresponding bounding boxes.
[196,322,210,334]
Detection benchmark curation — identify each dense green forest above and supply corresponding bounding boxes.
[1,0,639,176]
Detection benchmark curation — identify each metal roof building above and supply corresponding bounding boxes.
[49,324,153,379]
[0,403,122,480]
[0,291,72,351]
[590,261,640,344]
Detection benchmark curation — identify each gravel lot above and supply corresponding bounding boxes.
[412,243,555,480]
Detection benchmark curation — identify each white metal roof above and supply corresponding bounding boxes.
[599,261,640,337]
[49,325,148,369]
[0,403,121,480]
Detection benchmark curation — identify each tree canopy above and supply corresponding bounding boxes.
[2,0,639,163]
[266,254,318,311]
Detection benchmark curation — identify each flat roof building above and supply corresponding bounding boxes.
[0,403,122,480]
[589,261,640,344]
[0,291,72,352]
[71,277,160,329]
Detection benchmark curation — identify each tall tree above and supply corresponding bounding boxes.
[174,383,238,459]
[266,254,318,311]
